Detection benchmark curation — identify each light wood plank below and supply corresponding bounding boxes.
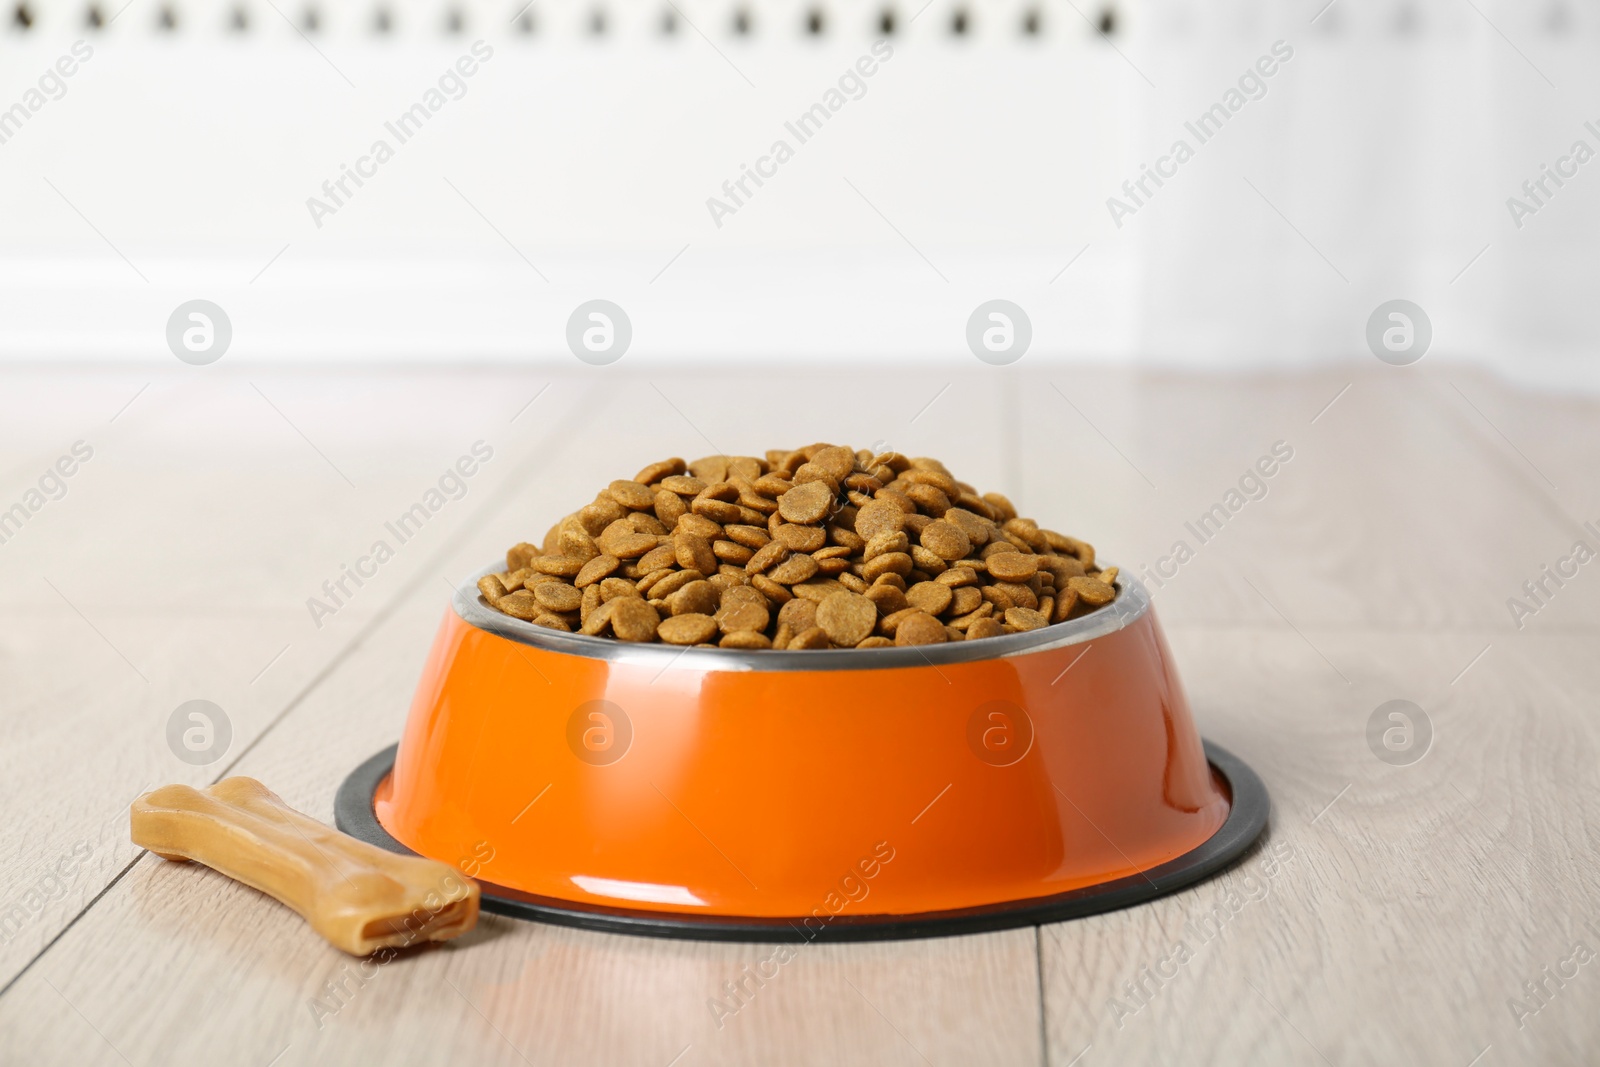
[1015,364,1600,632]
[0,367,608,983]
[0,367,1044,1066]
[1040,625,1600,1067]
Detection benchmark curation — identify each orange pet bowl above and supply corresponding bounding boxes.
[337,566,1267,940]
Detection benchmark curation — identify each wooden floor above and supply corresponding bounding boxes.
[1,362,1596,1066]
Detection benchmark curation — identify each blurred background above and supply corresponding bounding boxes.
[0,0,1596,384]
[4,6,1600,1064]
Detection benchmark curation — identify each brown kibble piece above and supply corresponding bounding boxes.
[580,600,614,635]
[1005,607,1049,632]
[669,579,720,616]
[507,542,541,571]
[609,598,660,642]
[941,508,990,546]
[1042,556,1087,584]
[910,545,949,575]
[861,552,913,581]
[949,586,983,615]
[675,532,718,574]
[1067,576,1117,606]
[983,492,1017,522]
[649,569,702,599]
[986,552,1040,582]
[533,582,583,613]
[777,597,817,630]
[778,480,835,524]
[994,582,1039,610]
[855,636,893,649]
[749,574,792,604]
[746,539,790,574]
[606,479,656,510]
[636,544,677,573]
[967,617,1006,640]
[720,630,773,650]
[918,520,971,561]
[768,553,820,585]
[658,613,717,645]
[723,524,771,549]
[809,445,857,479]
[865,584,909,616]
[878,607,919,636]
[862,530,910,560]
[597,524,657,559]
[558,524,601,562]
[717,597,770,634]
[478,574,508,604]
[905,484,952,516]
[531,555,585,577]
[661,475,707,496]
[788,626,831,650]
[775,524,827,552]
[576,555,621,588]
[905,581,953,616]
[692,492,743,525]
[981,585,1015,612]
[497,589,541,620]
[854,499,905,540]
[948,601,993,629]
[815,591,877,647]
[894,611,948,646]
[676,513,722,540]
[654,489,688,526]
[597,577,640,602]
[791,579,841,603]
[635,457,687,485]
[576,501,624,536]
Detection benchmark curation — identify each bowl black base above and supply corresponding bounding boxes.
[335,740,1269,943]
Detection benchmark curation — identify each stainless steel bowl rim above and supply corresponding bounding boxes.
[455,562,1148,673]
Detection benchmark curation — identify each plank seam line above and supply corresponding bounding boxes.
[1035,925,1049,1067]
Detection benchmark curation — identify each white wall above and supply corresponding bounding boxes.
[1,0,1597,388]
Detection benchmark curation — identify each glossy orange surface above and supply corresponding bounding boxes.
[376,603,1229,918]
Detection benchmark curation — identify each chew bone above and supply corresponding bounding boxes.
[131,777,479,956]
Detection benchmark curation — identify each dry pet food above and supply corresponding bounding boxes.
[478,445,1121,649]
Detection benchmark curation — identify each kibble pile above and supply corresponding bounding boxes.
[478,446,1120,648]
